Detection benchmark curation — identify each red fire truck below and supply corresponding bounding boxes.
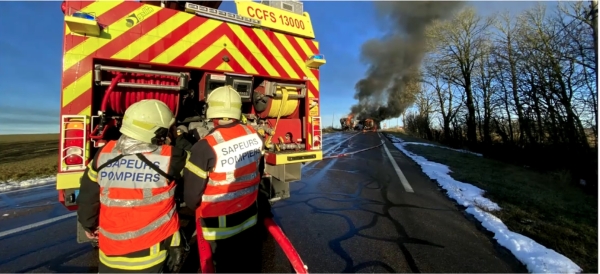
[55,0,325,249]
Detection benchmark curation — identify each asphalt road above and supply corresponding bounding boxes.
[0,132,527,273]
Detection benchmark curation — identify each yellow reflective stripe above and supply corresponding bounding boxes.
[218,216,226,228]
[99,249,167,271]
[150,242,160,255]
[202,214,257,240]
[185,161,208,179]
[171,230,181,247]
[87,171,98,183]
[87,162,98,182]
[181,152,191,177]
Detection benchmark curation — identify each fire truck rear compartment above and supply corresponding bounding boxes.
[88,61,310,156]
[78,60,320,202]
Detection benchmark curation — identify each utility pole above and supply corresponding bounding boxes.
[331,113,335,128]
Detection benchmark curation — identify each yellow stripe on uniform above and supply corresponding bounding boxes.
[111,12,195,60]
[185,161,208,179]
[229,24,280,77]
[62,71,92,107]
[253,30,298,79]
[274,33,318,88]
[151,20,222,65]
[99,248,166,271]
[87,162,98,179]
[63,5,161,71]
[65,0,124,36]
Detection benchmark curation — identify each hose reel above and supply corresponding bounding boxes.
[253,81,306,119]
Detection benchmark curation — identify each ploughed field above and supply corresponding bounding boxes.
[0,134,59,182]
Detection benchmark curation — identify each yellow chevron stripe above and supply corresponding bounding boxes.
[151,19,222,65]
[78,105,92,117]
[294,37,315,61]
[186,36,256,74]
[186,36,229,68]
[229,24,280,77]
[253,30,298,79]
[216,62,234,72]
[293,37,319,98]
[112,12,195,60]
[62,70,92,107]
[63,4,161,71]
[221,35,256,74]
[274,33,318,88]
[313,41,320,51]
[65,0,123,36]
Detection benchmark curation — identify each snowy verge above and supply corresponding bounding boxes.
[387,134,482,157]
[384,133,582,274]
[0,176,56,192]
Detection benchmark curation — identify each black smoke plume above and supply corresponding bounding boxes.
[351,1,464,122]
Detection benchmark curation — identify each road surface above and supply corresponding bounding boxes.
[0,132,527,273]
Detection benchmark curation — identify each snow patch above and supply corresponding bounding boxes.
[0,176,56,193]
[386,134,482,157]
[385,133,582,274]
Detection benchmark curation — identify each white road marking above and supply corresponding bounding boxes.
[0,212,77,238]
[1,184,54,194]
[379,133,415,193]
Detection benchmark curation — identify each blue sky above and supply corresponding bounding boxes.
[0,0,554,134]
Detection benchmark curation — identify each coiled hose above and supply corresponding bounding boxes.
[101,71,181,115]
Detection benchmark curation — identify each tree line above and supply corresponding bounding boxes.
[402,1,598,191]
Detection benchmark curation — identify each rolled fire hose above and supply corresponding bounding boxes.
[196,217,308,274]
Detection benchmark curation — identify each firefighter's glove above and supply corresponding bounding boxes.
[166,246,184,272]
[166,229,190,273]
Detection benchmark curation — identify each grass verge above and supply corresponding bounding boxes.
[386,131,597,273]
[0,134,59,182]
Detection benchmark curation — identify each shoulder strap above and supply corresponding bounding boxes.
[135,153,176,181]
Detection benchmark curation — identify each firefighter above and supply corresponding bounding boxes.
[183,85,269,273]
[76,99,188,273]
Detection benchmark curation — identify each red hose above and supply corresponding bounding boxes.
[264,217,308,274]
[103,71,180,115]
[196,218,215,273]
[100,72,123,112]
[195,217,308,274]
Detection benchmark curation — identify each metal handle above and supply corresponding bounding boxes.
[98,81,183,91]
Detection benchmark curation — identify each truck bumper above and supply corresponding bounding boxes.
[56,171,83,210]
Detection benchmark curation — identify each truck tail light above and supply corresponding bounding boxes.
[61,115,88,171]
[310,117,322,150]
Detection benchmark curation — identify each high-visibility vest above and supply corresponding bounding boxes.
[196,124,263,218]
[95,140,179,256]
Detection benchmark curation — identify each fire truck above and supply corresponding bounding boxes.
[55,0,325,248]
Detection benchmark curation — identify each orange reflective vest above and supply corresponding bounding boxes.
[95,140,179,255]
[196,124,263,218]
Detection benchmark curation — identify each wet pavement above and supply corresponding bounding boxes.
[0,132,527,273]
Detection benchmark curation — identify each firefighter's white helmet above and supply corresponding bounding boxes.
[206,85,242,120]
[120,99,175,144]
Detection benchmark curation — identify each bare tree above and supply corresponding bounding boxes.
[425,7,495,147]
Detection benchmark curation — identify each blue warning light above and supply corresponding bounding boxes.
[310,54,325,60]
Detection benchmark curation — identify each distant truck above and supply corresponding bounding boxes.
[361,118,378,132]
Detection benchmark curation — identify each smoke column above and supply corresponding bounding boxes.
[351,1,464,121]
